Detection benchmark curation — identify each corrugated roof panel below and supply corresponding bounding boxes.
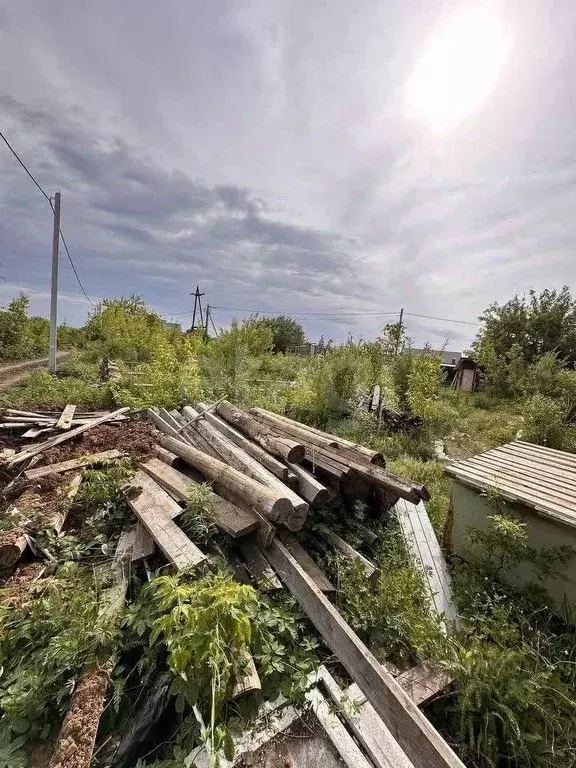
[445,441,576,528]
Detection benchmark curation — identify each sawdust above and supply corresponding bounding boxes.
[48,665,110,768]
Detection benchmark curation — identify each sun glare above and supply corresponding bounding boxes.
[406,7,508,131]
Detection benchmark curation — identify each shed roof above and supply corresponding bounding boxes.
[445,441,576,528]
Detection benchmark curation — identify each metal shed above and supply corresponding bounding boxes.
[445,441,576,612]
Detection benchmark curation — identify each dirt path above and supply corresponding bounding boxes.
[0,352,71,391]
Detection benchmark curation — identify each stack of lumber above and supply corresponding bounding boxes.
[0,405,127,440]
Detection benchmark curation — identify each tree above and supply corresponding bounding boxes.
[257,315,305,354]
[473,286,576,367]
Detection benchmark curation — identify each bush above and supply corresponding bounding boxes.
[521,394,571,450]
[0,369,111,409]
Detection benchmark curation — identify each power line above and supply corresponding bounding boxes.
[1,128,94,305]
[0,130,52,203]
[403,312,479,326]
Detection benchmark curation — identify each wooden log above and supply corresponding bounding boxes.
[158,434,296,529]
[250,407,385,466]
[48,666,110,768]
[24,449,124,480]
[287,462,332,507]
[216,400,305,463]
[167,409,221,458]
[231,647,262,698]
[8,407,131,466]
[195,402,290,480]
[316,525,379,580]
[0,531,27,568]
[153,444,180,466]
[182,405,308,528]
[141,457,259,537]
[318,666,413,768]
[264,538,465,768]
[125,471,206,571]
[147,408,183,442]
[56,404,76,430]
[303,454,351,482]
[354,521,379,548]
[238,538,283,591]
[277,530,335,593]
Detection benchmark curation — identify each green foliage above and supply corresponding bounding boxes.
[521,394,572,450]
[0,566,120,735]
[0,725,28,768]
[256,315,305,354]
[0,369,112,409]
[180,485,217,543]
[388,456,451,533]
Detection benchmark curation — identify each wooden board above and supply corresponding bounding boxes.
[9,407,130,466]
[347,664,453,708]
[56,404,76,430]
[24,449,124,480]
[115,527,136,559]
[318,666,414,768]
[238,538,283,591]
[395,498,458,631]
[140,457,259,537]
[277,530,335,593]
[132,523,155,561]
[126,471,206,570]
[264,537,465,768]
[317,525,379,580]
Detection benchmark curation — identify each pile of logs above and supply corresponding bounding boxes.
[148,401,430,541]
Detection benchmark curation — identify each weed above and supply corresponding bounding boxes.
[180,485,217,544]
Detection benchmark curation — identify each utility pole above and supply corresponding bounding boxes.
[190,285,205,333]
[49,191,61,373]
[395,307,404,356]
[204,304,211,337]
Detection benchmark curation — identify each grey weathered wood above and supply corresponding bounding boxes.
[287,462,333,507]
[166,409,221,458]
[276,530,335,593]
[318,666,414,768]
[56,404,76,430]
[231,647,262,698]
[24,449,123,480]
[238,538,283,591]
[216,401,305,463]
[305,686,373,768]
[115,526,136,559]
[395,498,458,630]
[8,407,130,466]
[140,457,259,537]
[158,434,295,527]
[126,471,206,571]
[265,538,465,768]
[195,402,290,480]
[132,523,155,561]
[354,522,379,547]
[182,405,308,529]
[52,472,83,533]
[347,664,453,708]
[316,525,379,580]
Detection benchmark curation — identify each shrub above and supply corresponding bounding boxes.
[521,394,571,450]
[0,369,111,409]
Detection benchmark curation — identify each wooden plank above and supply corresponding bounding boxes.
[264,538,465,768]
[238,538,283,591]
[277,530,335,593]
[24,449,124,480]
[316,525,379,580]
[347,664,453,708]
[395,499,457,630]
[126,471,206,570]
[132,523,154,561]
[115,526,136,559]
[56,404,76,430]
[305,686,373,768]
[485,448,576,491]
[141,457,259,537]
[9,407,130,466]
[231,647,262,698]
[318,666,414,768]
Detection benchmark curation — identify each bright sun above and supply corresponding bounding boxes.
[406,7,508,131]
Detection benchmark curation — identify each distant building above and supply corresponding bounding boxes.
[405,348,462,367]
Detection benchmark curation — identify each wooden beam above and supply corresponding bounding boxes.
[238,538,283,591]
[8,407,130,466]
[132,523,155,561]
[316,525,379,580]
[56,404,76,430]
[24,449,124,480]
[140,457,259,538]
[125,471,206,571]
[347,664,453,708]
[287,461,333,507]
[277,530,335,593]
[264,538,465,768]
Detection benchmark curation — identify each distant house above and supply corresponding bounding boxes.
[404,348,480,389]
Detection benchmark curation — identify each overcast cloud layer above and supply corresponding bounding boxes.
[1,0,576,349]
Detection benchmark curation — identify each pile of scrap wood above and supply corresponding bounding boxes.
[0,402,462,768]
[0,405,127,442]
[367,385,423,433]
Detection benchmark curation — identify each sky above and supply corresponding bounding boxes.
[1,0,576,350]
